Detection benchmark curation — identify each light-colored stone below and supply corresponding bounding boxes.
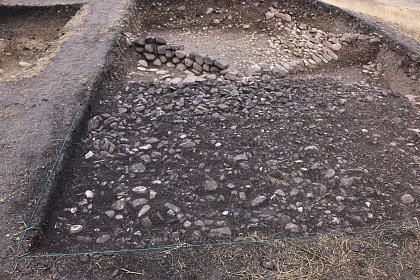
[153,59,162,66]
[193,62,203,72]
[204,179,218,191]
[159,55,168,63]
[69,225,83,234]
[207,74,217,80]
[170,77,183,84]
[285,222,299,233]
[401,194,415,204]
[19,61,32,69]
[195,54,205,65]
[85,190,94,199]
[132,186,148,194]
[280,13,292,22]
[330,43,342,51]
[144,52,156,61]
[131,163,146,173]
[175,50,186,59]
[138,60,148,67]
[184,58,194,67]
[138,204,151,217]
[96,234,111,244]
[324,169,335,179]
[112,199,126,211]
[182,75,206,83]
[176,63,187,71]
[233,154,248,162]
[132,198,148,208]
[209,227,232,237]
[265,11,275,20]
[251,195,267,207]
[165,202,181,213]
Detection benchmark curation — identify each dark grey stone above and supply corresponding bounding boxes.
[214,59,229,70]
[155,36,167,45]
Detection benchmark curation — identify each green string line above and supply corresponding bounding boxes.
[17,92,89,252]
[24,225,420,259]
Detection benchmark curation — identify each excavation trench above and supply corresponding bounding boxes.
[31,0,419,254]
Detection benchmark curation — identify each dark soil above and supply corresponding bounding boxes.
[33,76,420,254]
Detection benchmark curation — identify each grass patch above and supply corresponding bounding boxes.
[322,0,420,41]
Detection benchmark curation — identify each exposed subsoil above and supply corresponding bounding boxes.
[0,5,80,80]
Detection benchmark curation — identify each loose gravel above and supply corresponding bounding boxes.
[37,77,419,253]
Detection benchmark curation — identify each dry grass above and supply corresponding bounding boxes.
[322,0,420,41]
[202,227,420,279]
[8,224,420,279]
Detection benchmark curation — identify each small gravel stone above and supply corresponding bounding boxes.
[96,234,111,244]
[265,12,275,20]
[112,199,126,211]
[138,204,151,217]
[233,154,248,162]
[261,261,275,270]
[251,195,267,207]
[131,198,148,208]
[142,217,153,227]
[105,210,115,218]
[401,194,415,204]
[285,222,299,233]
[69,225,83,234]
[85,190,94,199]
[132,186,148,194]
[324,169,336,179]
[165,202,181,213]
[275,189,285,196]
[205,179,218,191]
[131,163,146,173]
[209,227,232,237]
[150,190,157,199]
[340,177,354,187]
[19,61,32,69]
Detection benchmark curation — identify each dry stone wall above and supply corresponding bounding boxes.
[126,6,383,84]
[133,35,229,77]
